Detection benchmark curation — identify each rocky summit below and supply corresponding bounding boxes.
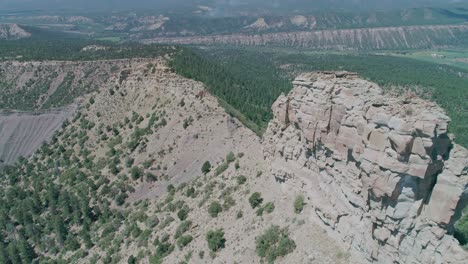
[263,72,468,263]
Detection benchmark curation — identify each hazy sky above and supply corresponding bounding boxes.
[0,0,465,12]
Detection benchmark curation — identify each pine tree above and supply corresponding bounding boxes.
[18,238,36,263]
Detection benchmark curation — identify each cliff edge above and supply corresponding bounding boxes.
[264,71,468,263]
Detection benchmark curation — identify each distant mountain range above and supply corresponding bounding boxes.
[1,0,468,13]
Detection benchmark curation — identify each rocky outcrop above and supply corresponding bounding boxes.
[144,24,468,50]
[264,72,468,263]
[0,24,31,40]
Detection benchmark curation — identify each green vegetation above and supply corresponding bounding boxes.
[206,229,226,252]
[236,175,247,185]
[214,163,229,176]
[42,71,77,109]
[0,103,179,262]
[249,192,264,209]
[455,207,468,248]
[264,202,275,214]
[226,152,236,163]
[170,48,291,134]
[391,49,468,71]
[177,206,189,221]
[201,161,211,174]
[208,201,223,217]
[175,221,192,239]
[177,235,193,249]
[294,195,305,214]
[171,47,468,147]
[257,201,275,216]
[256,226,296,263]
[0,38,178,62]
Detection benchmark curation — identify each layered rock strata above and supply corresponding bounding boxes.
[264,72,468,263]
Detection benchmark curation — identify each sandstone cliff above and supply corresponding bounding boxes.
[144,24,468,50]
[264,72,468,263]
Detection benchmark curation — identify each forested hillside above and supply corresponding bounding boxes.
[169,49,291,133]
[170,47,468,147]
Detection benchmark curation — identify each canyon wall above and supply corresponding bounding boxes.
[145,24,468,50]
[264,72,468,263]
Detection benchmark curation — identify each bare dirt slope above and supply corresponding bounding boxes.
[65,58,356,263]
[0,106,76,167]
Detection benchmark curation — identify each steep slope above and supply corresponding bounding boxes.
[0,60,353,263]
[0,106,76,167]
[264,72,468,263]
[0,59,151,167]
[145,23,468,50]
[0,59,133,111]
[1,54,466,263]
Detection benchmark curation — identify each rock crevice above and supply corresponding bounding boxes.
[264,72,468,263]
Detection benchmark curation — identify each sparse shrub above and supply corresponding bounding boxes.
[175,220,192,239]
[183,116,194,129]
[223,195,235,210]
[128,255,136,264]
[215,163,229,176]
[177,206,189,221]
[201,161,211,174]
[237,175,247,185]
[264,202,275,214]
[177,235,193,248]
[206,229,225,252]
[185,186,196,198]
[146,216,159,228]
[249,192,263,209]
[256,207,265,216]
[226,152,236,163]
[160,216,175,229]
[143,159,153,169]
[256,226,296,263]
[130,166,143,180]
[150,242,174,264]
[236,210,243,219]
[160,233,170,243]
[116,193,127,206]
[167,184,176,195]
[146,172,157,182]
[208,201,222,217]
[294,194,305,214]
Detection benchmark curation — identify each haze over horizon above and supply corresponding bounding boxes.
[1,0,467,12]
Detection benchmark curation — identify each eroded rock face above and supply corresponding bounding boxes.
[264,72,468,263]
[0,24,31,40]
